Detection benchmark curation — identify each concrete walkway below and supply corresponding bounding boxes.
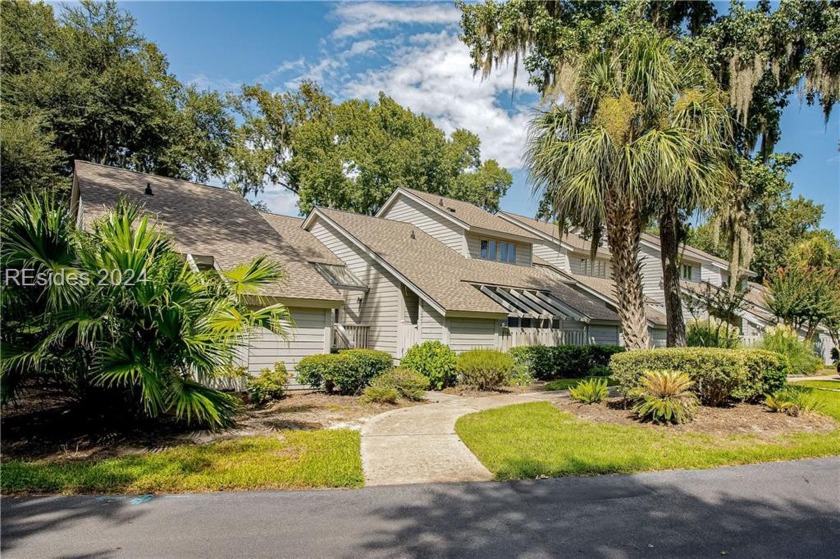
[361,391,563,486]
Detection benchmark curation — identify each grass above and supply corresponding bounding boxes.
[455,397,840,481]
[545,377,618,391]
[1,430,363,495]
[789,379,840,391]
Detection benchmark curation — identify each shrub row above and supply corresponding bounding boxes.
[509,344,624,380]
[456,349,514,390]
[400,341,457,389]
[610,348,788,406]
[297,349,392,395]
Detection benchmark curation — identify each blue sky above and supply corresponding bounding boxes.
[122,1,838,233]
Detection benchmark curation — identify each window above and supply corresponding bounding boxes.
[681,264,694,281]
[507,316,520,328]
[580,258,607,277]
[479,239,517,263]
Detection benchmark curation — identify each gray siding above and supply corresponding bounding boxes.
[569,254,613,278]
[448,317,497,352]
[465,233,532,267]
[639,245,664,305]
[380,196,465,254]
[700,263,723,286]
[533,241,568,271]
[649,327,668,348]
[420,300,446,343]
[310,219,401,356]
[589,324,620,345]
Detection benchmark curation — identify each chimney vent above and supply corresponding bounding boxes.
[410,229,416,239]
[144,182,154,196]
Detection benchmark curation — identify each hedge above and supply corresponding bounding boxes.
[508,345,624,380]
[610,348,788,406]
[457,349,514,390]
[401,341,457,390]
[296,349,393,395]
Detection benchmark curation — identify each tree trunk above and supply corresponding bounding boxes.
[605,195,651,350]
[659,199,686,347]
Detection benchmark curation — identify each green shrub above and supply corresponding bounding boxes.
[568,378,609,404]
[456,349,514,390]
[631,370,698,424]
[371,368,429,401]
[611,348,789,406]
[246,362,289,406]
[765,386,823,417]
[361,385,399,404]
[508,345,624,380]
[760,325,821,376]
[296,349,392,395]
[686,319,741,349]
[401,341,457,390]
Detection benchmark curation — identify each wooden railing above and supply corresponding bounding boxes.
[498,328,588,351]
[333,323,371,349]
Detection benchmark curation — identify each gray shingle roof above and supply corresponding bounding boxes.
[402,188,540,240]
[566,273,668,326]
[75,161,342,303]
[260,213,345,266]
[315,208,618,321]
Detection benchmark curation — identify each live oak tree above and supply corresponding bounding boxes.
[228,83,512,215]
[0,0,234,200]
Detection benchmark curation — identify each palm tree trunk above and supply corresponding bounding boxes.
[605,195,651,350]
[659,199,686,347]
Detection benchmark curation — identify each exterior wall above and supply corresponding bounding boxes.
[379,196,465,254]
[699,263,722,286]
[639,245,664,305]
[309,219,401,356]
[241,307,330,387]
[532,241,569,271]
[465,232,532,266]
[569,254,613,278]
[589,324,620,346]
[447,317,498,352]
[816,332,836,365]
[419,300,446,343]
[649,327,668,348]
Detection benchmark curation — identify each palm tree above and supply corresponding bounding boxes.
[526,31,730,349]
[1,193,290,428]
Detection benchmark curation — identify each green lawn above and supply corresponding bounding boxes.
[789,379,840,391]
[545,377,618,391]
[1,430,363,495]
[455,398,840,481]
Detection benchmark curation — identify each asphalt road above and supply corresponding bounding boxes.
[2,458,839,558]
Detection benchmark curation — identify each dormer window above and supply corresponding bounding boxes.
[681,264,695,281]
[480,239,516,263]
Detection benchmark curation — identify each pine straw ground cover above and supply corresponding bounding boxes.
[456,388,840,481]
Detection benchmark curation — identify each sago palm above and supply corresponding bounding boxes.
[526,30,730,349]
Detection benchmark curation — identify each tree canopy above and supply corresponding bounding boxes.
[0,0,234,200]
[228,83,512,215]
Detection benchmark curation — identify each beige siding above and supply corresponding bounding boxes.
[448,317,497,352]
[465,233,532,267]
[310,219,400,356]
[380,196,465,254]
[649,327,668,348]
[569,254,613,278]
[589,325,620,345]
[700,263,723,286]
[241,307,329,387]
[420,300,446,343]
[533,241,568,271]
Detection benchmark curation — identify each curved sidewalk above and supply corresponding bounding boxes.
[361,391,563,486]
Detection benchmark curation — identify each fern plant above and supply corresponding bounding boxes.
[631,370,698,424]
[568,378,609,404]
[765,386,822,417]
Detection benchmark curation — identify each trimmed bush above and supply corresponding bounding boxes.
[246,362,289,406]
[361,385,399,404]
[371,368,429,401]
[765,386,823,417]
[611,348,789,406]
[509,345,624,380]
[631,370,698,424]
[296,349,392,395]
[568,378,609,404]
[457,349,514,390]
[686,319,740,349]
[760,325,821,376]
[401,341,457,390]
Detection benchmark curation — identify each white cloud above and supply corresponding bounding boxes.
[345,31,537,169]
[187,73,242,93]
[331,2,460,39]
[255,57,305,85]
[347,39,378,57]
[254,186,300,216]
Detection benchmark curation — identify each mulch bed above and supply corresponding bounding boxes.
[555,395,837,439]
[1,385,422,462]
